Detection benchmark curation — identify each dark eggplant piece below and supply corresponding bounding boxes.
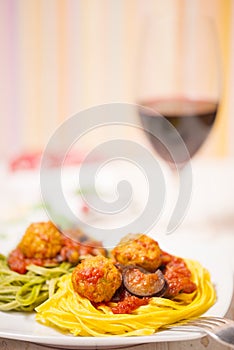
[111,283,125,302]
[122,265,167,297]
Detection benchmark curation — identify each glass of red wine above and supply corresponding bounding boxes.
[137,15,220,169]
[137,15,221,232]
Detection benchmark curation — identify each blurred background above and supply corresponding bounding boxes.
[0,0,233,161]
[0,0,234,269]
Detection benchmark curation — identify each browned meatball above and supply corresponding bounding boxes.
[111,233,162,272]
[71,255,122,303]
[18,221,62,259]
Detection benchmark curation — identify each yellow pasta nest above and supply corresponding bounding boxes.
[35,259,216,337]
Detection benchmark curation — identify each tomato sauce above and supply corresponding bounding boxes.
[76,267,104,284]
[8,235,106,274]
[161,251,197,297]
[110,290,149,314]
[7,248,56,274]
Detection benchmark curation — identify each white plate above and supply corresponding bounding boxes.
[0,233,233,349]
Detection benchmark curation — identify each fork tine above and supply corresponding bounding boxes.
[181,316,231,330]
[200,316,229,324]
[185,320,214,330]
[169,316,232,332]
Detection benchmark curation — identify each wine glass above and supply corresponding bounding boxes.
[136,15,221,232]
[137,15,221,168]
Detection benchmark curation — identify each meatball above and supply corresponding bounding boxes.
[71,255,122,303]
[18,221,62,259]
[111,233,162,272]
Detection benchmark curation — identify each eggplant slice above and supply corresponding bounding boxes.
[123,265,167,297]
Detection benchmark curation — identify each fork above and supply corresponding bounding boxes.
[168,316,234,348]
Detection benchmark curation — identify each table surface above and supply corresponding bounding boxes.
[1,158,234,349]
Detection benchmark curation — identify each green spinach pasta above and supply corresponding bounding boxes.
[0,254,73,312]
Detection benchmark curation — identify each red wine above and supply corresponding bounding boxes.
[139,98,218,166]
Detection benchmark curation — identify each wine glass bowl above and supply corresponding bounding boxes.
[139,98,218,167]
